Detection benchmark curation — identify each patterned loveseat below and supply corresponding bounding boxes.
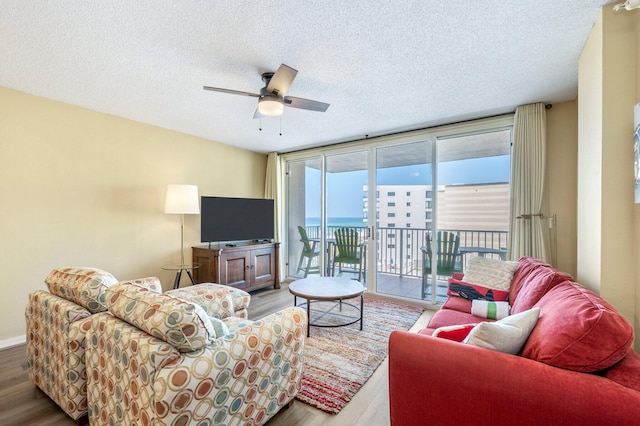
[85,281,306,426]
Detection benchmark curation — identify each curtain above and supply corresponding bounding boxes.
[508,103,551,263]
[265,152,284,282]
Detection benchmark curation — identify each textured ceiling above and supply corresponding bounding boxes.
[1,1,612,154]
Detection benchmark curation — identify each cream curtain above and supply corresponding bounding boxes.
[508,103,551,263]
[265,152,284,282]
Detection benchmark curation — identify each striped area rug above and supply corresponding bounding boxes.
[295,296,424,414]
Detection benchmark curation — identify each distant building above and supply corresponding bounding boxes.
[364,185,439,230]
[437,182,510,232]
[364,183,510,274]
[365,182,509,231]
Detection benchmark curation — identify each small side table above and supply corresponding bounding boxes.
[162,264,200,289]
[289,276,365,337]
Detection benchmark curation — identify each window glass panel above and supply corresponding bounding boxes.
[287,158,321,278]
[437,130,511,279]
[375,140,431,299]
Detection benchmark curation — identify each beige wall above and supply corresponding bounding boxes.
[0,86,267,343]
[577,7,638,350]
[636,8,640,356]
[546,100,578,277]
[577,15,604,292]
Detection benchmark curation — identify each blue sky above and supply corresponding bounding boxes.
[306,155,510,218]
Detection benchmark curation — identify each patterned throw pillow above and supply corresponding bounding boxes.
[167,284,238,319]
[45,267,118,313]
[116,276,163,293]
[448,278,510,301]
[106,282,216,352]
[464,257,518,291]
[464,307,540,354]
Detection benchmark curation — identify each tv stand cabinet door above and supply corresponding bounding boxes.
[192,247,216,284]
[219,251,250,289]
[251,246,277,289]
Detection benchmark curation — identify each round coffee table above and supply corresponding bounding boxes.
[289,276,366,337]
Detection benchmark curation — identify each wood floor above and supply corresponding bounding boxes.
[0,282,433,425]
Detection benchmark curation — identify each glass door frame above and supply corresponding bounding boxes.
[282,114,514,305]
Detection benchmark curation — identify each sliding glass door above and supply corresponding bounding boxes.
[286,151,369,282]
[374,141,432,300]
[436,129,512,279]
[325,151,369,283]
[284,118,512,305]
[286,158,322,279]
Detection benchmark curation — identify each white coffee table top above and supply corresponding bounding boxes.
[289,276,365,300]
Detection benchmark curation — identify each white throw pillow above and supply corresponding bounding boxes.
[463,307,540,354]
[463,256,518,291]
[471,300,510,320]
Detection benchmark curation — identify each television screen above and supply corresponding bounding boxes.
[200,197,274,242]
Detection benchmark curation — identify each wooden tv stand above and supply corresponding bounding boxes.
[192,242,280,291]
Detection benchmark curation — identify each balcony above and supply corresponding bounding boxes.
[301,225,508,303]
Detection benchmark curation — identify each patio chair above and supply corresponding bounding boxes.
[332,227,367,281]
[421,231,462,299]
[296,225,320,277]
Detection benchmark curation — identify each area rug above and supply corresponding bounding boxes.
[295,296,424,414]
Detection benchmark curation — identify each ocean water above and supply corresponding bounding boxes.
[305,217,366,228]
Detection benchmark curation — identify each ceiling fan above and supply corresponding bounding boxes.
[203,64,330,118]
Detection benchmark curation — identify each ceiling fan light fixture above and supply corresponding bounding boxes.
[258,97,284,116]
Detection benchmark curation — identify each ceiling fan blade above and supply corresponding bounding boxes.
[203,86,260,97]
[284,96,330,112]
[266,64,298,96]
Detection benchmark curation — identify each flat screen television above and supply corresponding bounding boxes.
[200,196,274,243]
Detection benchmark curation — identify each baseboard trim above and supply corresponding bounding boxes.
[0,334,26,350]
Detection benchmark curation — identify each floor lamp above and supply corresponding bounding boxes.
[164,184,200,270]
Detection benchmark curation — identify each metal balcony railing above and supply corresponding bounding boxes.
[305,225,508,278]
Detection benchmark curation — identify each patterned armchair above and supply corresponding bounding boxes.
[85,281,306,426]
[24,267,132,422]
[167,283,251,320]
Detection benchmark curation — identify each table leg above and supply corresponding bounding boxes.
[173,270,182,289]
[306,297,311,337]
[360,294,364,331]
[185,269,196,286]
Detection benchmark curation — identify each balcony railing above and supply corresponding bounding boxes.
[305,225,508,278]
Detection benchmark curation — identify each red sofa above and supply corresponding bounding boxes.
[389,257,640,425]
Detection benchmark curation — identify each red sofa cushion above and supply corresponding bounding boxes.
[604,351,640,391]
[521,281,634,372]
[509,257,572,314]
[426,306,490,330]
[441,294,472,313]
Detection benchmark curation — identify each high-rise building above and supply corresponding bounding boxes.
[364,183,509,231]
[364,183,510,274]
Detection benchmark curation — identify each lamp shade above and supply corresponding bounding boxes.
[164,185,200,214]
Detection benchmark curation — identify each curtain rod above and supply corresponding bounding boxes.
[282,103,552,155]
[281,111,513,155]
